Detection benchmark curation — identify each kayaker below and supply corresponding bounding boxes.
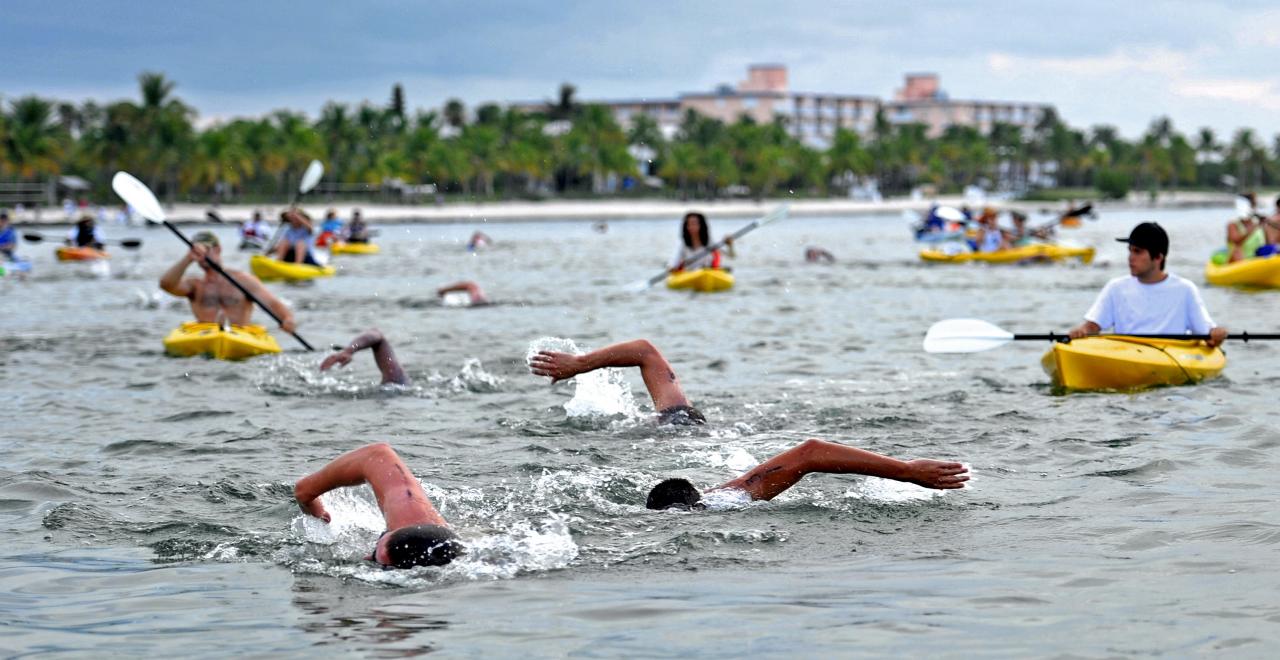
[346,209,370,243]
[1067,222,1227,347]
[321,328,410,385]
[240,211,270,242]
[295,442,463,568]
[66,216,105,249]
[1226,193,1265,263]
[973,208,1009,253]
[316,209,343,247]
[645,440,969,510]
[437,280,490,306]
[529,339,705,425]
[160,231,297,333]
[274,210,321,265]
[1261,196,1280,253]
[670,211,733,271]
[0,211,17,259]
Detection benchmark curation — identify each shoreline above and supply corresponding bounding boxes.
[8,191,1245,227]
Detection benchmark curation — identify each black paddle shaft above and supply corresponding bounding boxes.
[1013,332,1280,343]
[162,220,314,351]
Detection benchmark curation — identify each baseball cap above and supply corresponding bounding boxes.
[1116,222,1167,256]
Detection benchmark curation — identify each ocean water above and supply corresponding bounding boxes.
[3,206,1280,656]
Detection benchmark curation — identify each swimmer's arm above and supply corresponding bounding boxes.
[321,328,410,385]
[530,339,688,410]
[712,439,969,501]
[294,443,431,526]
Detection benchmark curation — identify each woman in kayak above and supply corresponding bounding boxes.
[1226,193,1265,262]
[66,216,105,249]
[274,210,321,265]
[670,212,733,272]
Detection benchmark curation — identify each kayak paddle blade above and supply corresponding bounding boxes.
[1236,195,1253,219]
[935,206,966,222]
[923,318,1015,353]
[299,160,324,195]
[22,232,44,243]
[119,238,143,249]
[112,172,165,223]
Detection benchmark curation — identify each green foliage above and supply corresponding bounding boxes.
[2,73,1276,203]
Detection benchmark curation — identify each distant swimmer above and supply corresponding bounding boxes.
[1067,222,1226,346]
[671,211,733,271]
[159,231,297,332]
[467,231,492,252]
[437,280,490,306]
[804,247,835,263]
[593,221,608,234]
[321,327,410,386]
[645,439,969,509]
[295,442,463,568]
[274,210,321,265]
[529,339,705,425]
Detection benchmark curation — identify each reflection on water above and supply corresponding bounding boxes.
[4,210,1280,655]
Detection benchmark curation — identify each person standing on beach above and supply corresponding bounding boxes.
[160,231,297,332]
[1067,222,1226,347]
[645,439,968,509]
[295,443,463,568]
[670,212,733,271]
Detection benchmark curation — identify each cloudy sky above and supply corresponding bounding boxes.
[4,1,1280,139]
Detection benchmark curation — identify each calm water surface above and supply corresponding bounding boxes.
[3,207,1280,656]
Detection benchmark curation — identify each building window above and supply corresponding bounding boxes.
[743,97,758,110]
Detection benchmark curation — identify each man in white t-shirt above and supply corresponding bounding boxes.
[1068,222,1227,346]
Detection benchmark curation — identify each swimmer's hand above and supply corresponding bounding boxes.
[320,348,354,371]
[528,350,582,384]
[903,460,969,489]
[294,485,332,523]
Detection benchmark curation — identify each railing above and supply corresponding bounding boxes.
[0,181,54,207]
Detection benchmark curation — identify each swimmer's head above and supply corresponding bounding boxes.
[646,478,704,510]
[657,405,706,426]
[381,524,464,569]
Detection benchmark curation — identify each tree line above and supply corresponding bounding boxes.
[0,73,1274,205]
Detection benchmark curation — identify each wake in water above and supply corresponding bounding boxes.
[525,337,643,424]
[252,355,505,398]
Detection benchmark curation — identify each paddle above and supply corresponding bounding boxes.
[111,171,315,352]
[23,232,142,249]
[263,159,325,255]
[627,204,789,291]
[1028,204,1096,236]
[922,318,1280,354]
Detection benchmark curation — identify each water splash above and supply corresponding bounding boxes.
[425,358,503,393]
[526,337,642,419]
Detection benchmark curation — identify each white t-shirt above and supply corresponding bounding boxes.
[670,243,720,270]
[1084,273,1216,335]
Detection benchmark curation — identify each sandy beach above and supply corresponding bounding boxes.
[9,190,1247,226]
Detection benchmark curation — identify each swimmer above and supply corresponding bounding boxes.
[295,443,463,568]
[321,328,410,386]
[528,339,704,425]
[646,439,969,509]
[804,247,835,263]
[436,280,490,306]
[467,231,493,252]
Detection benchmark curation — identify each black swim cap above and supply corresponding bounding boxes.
[646,478,704,510]
[657,405,706,426]
[383,524,464,568]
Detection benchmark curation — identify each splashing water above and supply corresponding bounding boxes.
[425,358,504,393]
[526,337,641,419]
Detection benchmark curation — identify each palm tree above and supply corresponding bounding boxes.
[3,96,66,180]
[443,99,466,129]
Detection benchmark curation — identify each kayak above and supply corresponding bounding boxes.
[667,268,734,292]
[239,236,268,252]
[330,242,380,255]
[249,255,335,282]
[915,229,967,243]
[1204,255,1280,288]
[920,243,1095,264]
[1040,336,1225,392]
[56,246,109,261]
[163,322,282,360]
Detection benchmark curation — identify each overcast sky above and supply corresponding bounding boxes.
[4,1,1280,140]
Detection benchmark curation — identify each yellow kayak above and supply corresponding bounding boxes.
[666,268,735,292]
[163,322,282,360]
[920,243,1095,264]
[1041,336,1225,392]
[56,246,109,261]
[1204,256,1280,288]
[330,242,380,255]
[249,255,336,282]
